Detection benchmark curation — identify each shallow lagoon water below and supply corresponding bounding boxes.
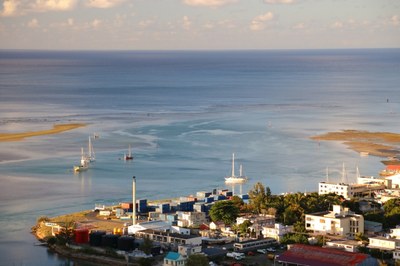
[0,49,399,265]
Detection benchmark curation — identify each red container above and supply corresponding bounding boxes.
[120,202,133,209]
[74,229,89,244]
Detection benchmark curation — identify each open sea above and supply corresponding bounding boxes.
[0,49,399,265]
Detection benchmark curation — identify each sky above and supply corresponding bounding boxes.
[0,0,399,50]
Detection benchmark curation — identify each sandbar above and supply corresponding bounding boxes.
[0,123,86,142]
[311,130,400,160]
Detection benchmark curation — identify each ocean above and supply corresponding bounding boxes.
[0,49,399,265]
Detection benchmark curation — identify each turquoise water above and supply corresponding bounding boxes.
[0,49,399,265]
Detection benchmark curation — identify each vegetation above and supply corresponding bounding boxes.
[139,236,153,255]
[186,254,209,266]
[209,200,240,225]
[37,216,50,223]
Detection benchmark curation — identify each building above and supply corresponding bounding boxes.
[319,182,385,200]
[233,238,277,252]
[128,220,171,234]
[135,229,202,247]
[364,221,383,235]
[325,239,363,253]
[389,226,400,238]
[163,251,186,266]
[277,244,378,266]
[176,211,207,228]
[305,205,364,239]
[236,214,275,233]
[262,223,293,242]
[367,236,400,251]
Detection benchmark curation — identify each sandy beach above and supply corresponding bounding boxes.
[311,130,400,159]
[0,123,86,142]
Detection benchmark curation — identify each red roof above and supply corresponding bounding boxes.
[386,165,400,171]
[278,244,370,266]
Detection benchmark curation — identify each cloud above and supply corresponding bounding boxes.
[390,15,399,26]
[331,21,343,29]
[182,15,191,30]
[138,19,154,28]
[264,0,295,4]
[27,18,39,28]
[250,11,274,31]
[67,17,74,26]
[1,0,19,16]
[33,0,77,11]
[86,0,125,9]
[292,22,305,30]
[91,18,101,28]
[183,0,237,7]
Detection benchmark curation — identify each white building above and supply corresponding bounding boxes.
[176,211,207,228]
[325,239,363,253]
[128,220,171,234]
[262,223,293,242]
[318,182,385,200]
[305,205,364,239]
[368,236,400,251]
[389,226,400,239]
[236,214,275,233]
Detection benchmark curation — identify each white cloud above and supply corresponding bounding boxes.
[292,22,305,30]
[390,15,399,26]
[91,18,101,28]
[183,0,237,7]
[182,15,191,30]
[138,19,154,28]
[1,0,19,17]
[86,0,125,9]
[67,17,74,26]
[331,21,343,29]
[264,0,295,4]
[250,11,274,31]
[33,0,77,11]
[27,18,39,28]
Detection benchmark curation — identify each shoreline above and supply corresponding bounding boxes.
[0,123,86,142]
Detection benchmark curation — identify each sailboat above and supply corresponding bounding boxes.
[124,144,134,160]
[73,147,89,172]
[224,153,248,184]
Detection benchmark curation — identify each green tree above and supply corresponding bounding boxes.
[238,220,252,235]
[55,220,75,245]
[186,254,209,266]
[139,236,153,255]
[248,182,270,214]
[209,200,239,225]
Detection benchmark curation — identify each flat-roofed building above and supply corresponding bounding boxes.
[135,229,202,247]
[277,244,378,266]
[368,236,400,251]
[325,239,363,253]
[319,182,385,200]
[305,205,364,239]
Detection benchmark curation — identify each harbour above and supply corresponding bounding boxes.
[0,49,399,265]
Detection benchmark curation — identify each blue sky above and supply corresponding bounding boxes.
[0,0,399,50]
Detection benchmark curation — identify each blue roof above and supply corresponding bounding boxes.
[165,252,181,261]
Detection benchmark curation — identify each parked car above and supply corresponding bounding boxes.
[257,249,267,254]
[266,247,276,252]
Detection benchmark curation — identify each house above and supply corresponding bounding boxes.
[277,244,378,266]
[262,223,293,242]
[178,244,202,256]
[209,221,226,231]
[389,226,400,238]
[367,236,400,251]
[163,251,186,266]
[236,214,275,234]
[176,211,207,227]
[325,239,363,253]
[305,205,364,239]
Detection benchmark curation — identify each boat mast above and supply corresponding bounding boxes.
[231,153,235,177]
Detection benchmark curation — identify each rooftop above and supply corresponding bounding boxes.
[278,244,371,266]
